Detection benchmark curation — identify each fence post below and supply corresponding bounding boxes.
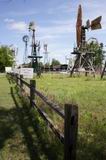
[20,75,23,94]
[64,104,78,160]
[20,75,23,87]
[30,80,36,107]
[16,74,18,85]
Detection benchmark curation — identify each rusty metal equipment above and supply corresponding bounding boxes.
[70,4,102,76]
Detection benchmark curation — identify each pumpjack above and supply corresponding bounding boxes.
[70,5,102,77]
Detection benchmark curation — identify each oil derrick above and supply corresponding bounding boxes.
[70,4,102,77]
[23,35,29,64]
[101,61,106,79]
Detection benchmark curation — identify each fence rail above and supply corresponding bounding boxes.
[8,73,78,160]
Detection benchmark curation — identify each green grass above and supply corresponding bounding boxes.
[34,73,106,160]
[0,74,106,159]
[0,75,63,160]
[0,75,31,159]
[35,74,106,116]
[0,75,15,108]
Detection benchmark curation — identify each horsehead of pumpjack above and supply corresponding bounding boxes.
[70,4,102,76]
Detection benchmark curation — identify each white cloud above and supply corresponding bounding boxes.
[4,19,27,32]
[38,25,72,35]
[9,21,27,31]
[38,35,60,40]
[35,18,75,45]
[37,19,75,40]
[4,18,14,23]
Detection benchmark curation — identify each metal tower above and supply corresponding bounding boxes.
[43,44,49,64]
[28,21,42,75]
[22,35,29,64]
[9,45,18,69]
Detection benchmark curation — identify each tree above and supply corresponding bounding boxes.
[51,58,61,66]
[0,45,14,72]
[44,62,50,68]
[87,41,104,69]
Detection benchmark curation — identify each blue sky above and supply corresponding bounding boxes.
[0,0,106,64]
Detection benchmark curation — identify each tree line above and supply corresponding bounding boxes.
[0,45,14,72]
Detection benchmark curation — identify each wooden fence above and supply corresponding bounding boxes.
[8,73,78,160]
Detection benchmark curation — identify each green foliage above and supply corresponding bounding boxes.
[51,58,61,66]
[87,41,104,68]
[44,62,50,68]
[0,45,14,72]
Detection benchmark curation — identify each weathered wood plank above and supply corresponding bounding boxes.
[64,104,78,160]
[34,88,64,119]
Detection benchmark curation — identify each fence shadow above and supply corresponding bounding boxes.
[13,86,63,160]
[0,107,15,150]
[10,87,42,160]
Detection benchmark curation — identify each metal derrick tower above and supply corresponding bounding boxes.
[43,43,49,65]
[70,4,102,77]
[23,35,29,64]
[28,21,42,76]
[43,43,50,71]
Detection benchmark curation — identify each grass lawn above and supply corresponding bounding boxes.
[35,73,106,118]
[0,75,32,160]
[0,74,106,160]
[35,73,106,160]
[0,75,15,108]
[0,75,63,160]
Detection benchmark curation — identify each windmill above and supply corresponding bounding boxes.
[28,21,42,76]
[22,35,29,64]
[70,4,102,77]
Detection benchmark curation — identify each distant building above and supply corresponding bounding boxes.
[49,64,68,72]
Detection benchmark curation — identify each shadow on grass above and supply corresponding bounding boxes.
[6,74,15,84]
[11,86,63,160]
[0,107,15,150]
[10,87,41,160]
[12,85,106,160]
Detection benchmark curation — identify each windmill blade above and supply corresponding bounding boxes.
[76,4,82,47]
[86,19,90,29]
[91,16,102,30]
